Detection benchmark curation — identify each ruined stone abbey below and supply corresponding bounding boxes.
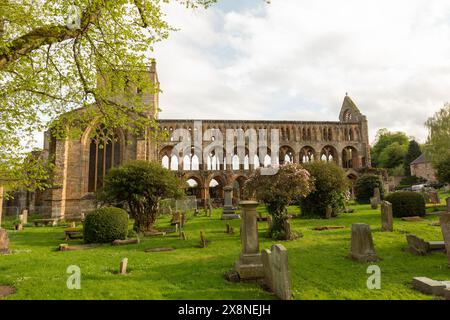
[10,62,371,218]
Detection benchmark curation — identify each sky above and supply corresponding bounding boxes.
[150,0,450,144]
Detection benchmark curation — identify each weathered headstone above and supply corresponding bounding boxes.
[406,234,430,255]
[348,223,379,262]
[439,213,450,266]
[234,201,264,280]
[381,201,393,232]
[21,209,28,224]
[429,191,440,204]
[119,258,128,275]
[0,228,9,254]
[412,277,450,296]
[267,215,273,231]
[325,206,332,219]
[261,244,292,300]
[222,186,240,220]
[373,187,381,204]
[370,197,378,210]
[200,231,208,248]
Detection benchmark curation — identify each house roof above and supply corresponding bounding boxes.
[410,154,426,165]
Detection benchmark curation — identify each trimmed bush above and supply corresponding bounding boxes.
[84,207,128,244]
[354,174,384,204]
[300,162,349,218]
[384,192,426,218]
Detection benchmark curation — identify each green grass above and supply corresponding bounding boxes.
[1,192,449,300]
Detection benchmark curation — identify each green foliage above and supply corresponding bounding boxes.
[435,156,450,185]
[99,161,183,232]
[245,163,314,237]
[300,162,349,218]
[354,174,384,204]
[385,192,426,218]
[83,207,129,243]
[424,104,450,165]
[0,0,215,188]
[404,140,422,176]
[371,129,408,170]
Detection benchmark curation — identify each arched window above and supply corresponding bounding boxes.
[88,126,121,192]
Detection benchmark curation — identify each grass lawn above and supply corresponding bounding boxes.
[1,192,449,300]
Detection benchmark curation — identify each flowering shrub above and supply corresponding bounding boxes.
[244,163,314,239]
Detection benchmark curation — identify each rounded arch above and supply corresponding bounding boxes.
[208,174,226,204]
[279,145,295,165]
[184,175,203,199]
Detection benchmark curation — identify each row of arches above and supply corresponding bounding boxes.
[159,124,362,143]
[160,145,362,171]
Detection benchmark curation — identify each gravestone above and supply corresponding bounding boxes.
[171,211,181,225]
[406,234,430,255]
[267,216,273,231]
[222,186,240,220]
[439,213,450,266]
[200,231,208,248]
[370,197,378,210]
[21,209,28,224]
[234,201,264,280]
[348,223,379,262]
[261,244,292,300]
[0,229,9,254]
[119,258,128,275]
[373,187,381,204]
[412,277,449,296]
[429,191,440,205]
[325,206,332,219]
[381,201,393,232]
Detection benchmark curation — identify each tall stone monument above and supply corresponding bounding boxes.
[0,229,9,254]
[349,223,379,262]
[234,201,264,280]
[381,201,393,232]
[221,186,240,220]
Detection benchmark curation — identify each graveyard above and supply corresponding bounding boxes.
[0,191,449,300]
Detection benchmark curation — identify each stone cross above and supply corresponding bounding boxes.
[349,223,379,262]
[0,228,9,254]
[381,201,393,232]
[234,201,264,280]
[261,244,292,300]
[439,213,450,267]
[119,258,128,275]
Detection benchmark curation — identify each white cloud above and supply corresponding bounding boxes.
[153,0,450,144]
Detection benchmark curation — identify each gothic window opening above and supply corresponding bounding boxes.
[88,126,121,192]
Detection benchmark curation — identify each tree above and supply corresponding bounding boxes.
[300,162,349,218]
[403,140,422,176]
[424,104,450,165]
[435,156,450,185]
[0,0,216,189]
[354,174,384,204]
[371,129,408,174]
[100,161,184,232]
[244,163,314,239]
